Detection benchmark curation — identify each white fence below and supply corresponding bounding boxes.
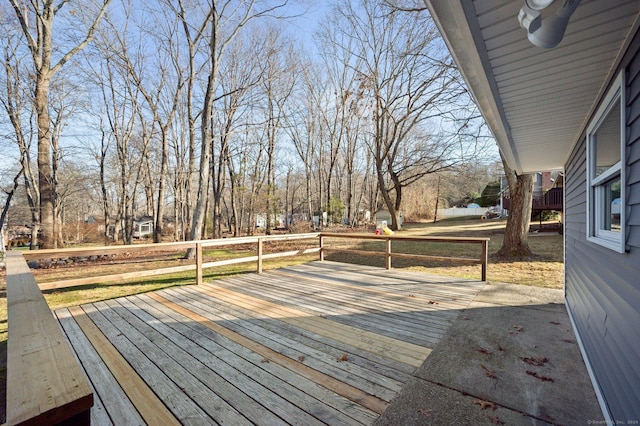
[437,207,487,217]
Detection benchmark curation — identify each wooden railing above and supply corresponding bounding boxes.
[503,187,563,211]
[319,233,489,281]
[5,252,93,425]
[22,233,322,291]
[19,231,489,291]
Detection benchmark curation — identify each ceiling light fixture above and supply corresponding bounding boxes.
[518,0,581,48]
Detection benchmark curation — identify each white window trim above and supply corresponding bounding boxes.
[586,71,626,253]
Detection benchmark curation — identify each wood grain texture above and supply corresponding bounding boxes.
[5,252,93,426]
[67,305,180,426]
[54,261,484,425]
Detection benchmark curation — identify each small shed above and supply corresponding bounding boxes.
[374,209,402,228]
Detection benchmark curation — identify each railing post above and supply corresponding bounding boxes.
[257,237,263,273]
[385,238,392,270]
[481,240,488,281]
[196,242,203,285]
[319,235,324,261]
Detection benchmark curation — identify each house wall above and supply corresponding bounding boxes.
[564,29,640,422]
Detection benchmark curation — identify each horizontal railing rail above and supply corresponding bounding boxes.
[22,233,321,291]
[319,232,489,281]
[19,231,489,290]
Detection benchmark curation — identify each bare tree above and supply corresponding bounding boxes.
[0,166,24,252]
[188,1,291,250]
[259,28,297,235]
[0,22,41,247]
[211,30,268,238]
[110,4,186,243]
[168,0,212,239]
[286,63,322,222]
[8,0,112,248]
[328,0,483,230]
[85,29,153,245]
[314,19,362,216]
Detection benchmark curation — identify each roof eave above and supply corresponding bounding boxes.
[425,0,523,173]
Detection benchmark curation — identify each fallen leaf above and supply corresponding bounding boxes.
[521,356,549,366]
[549,321,560,325]
[428,300,438,305]
[417,409,432,418]
[298,355,306,362]
[260,358,270,363]
[461,316,470,321]
[563,339,576,344]
[513,325,524,332]
[319,314,327,319]
[526,370,553,382]
[498,344,505,352]
[473,399,497,410]
[409,294,416,298]
[477,347,492,355]
[337,353,349,362]
[481,364,497,379]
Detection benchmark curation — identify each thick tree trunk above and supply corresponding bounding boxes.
[495,156,534,258]
[35,76,55,249]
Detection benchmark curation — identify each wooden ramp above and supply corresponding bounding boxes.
[55,261,486,425]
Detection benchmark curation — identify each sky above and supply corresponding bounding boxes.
[0,0,499,186]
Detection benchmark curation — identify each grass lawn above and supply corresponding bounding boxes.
[0,217,563,422]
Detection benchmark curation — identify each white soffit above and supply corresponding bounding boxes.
[426,0,640,174]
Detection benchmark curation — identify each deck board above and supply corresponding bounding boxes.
[56,308,142,426]
[218,273,452,344]
[56,261,486,425]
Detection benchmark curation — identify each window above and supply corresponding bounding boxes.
[586,71,626,252]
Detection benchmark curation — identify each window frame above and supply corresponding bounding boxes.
[586,71,626,253]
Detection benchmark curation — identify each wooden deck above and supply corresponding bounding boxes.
[55,261,486,425]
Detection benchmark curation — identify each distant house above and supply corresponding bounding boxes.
[133,218,153,239]
[502,171,564,212]
[426,1,640,422]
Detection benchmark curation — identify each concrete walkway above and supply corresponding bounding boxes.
[375,282,604,425]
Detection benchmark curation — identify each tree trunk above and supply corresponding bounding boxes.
[155,130,169,243]
[494,155,534,258]
[35,76,55,249]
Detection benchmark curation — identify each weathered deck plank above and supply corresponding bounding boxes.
[56,261,486,425]
[126,294,377,425]
[56,308,143,426]
[77,304,215,425]
[193,283,431,367]
[218,272,452,345]
[172,285,406,396]
[101,298,304,426]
